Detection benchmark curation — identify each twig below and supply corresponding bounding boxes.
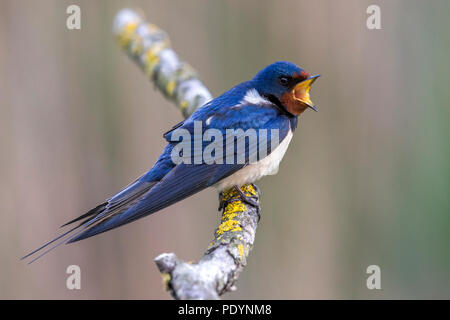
[113,9,261,300]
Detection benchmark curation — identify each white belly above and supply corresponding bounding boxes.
[215,130,293,191]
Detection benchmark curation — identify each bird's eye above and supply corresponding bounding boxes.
[279,77,289,86]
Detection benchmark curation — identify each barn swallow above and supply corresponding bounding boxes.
[22,61,320,263]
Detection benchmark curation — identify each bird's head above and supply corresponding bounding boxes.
[252,61,320,115]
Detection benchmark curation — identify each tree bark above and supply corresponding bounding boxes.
[113,9,261,300]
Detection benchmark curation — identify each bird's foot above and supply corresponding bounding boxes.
[218,193,242,211]
[218,184,261,222]
[233,185,261,222]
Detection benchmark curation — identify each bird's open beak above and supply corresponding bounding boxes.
[292,74,320,112]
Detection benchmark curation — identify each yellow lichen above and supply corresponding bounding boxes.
[216,200,246,235]
[222,212,237,221]
[130,37,143,55]
[241,184,257,196]
[238,244,244,258]
[221,184,257,202]
[216,219,242,235]
[117,21,138,48]
[143,42,168,76]
[224,201,246,215]
[180,100,188,113]
[166,79,176,96]
[161,272,171,290]
[215,186,257,235]
[221,188,236,200]
[144,50,158,75]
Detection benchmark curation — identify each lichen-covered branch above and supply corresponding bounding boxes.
[155,185,260,299]
[113,8,212,117]
[113,9,261,300]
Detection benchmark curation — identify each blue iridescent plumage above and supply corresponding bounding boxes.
[22,61,319,263]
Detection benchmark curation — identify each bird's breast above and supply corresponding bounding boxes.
[215,130,293,191]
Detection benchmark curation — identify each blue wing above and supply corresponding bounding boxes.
[65,111,292,242]
[22,84,295,262]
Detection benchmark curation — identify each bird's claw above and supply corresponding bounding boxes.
[218,185,261,222]
[233,185,261,222]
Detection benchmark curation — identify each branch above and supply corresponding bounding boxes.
[113,9,261,300]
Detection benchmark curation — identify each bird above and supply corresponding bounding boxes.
[22,61,320,263]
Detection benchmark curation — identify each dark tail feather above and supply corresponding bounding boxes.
[60,202,107,227]
[21,208,108,264]
[22,174,160,264]
[20,223,83,261]
[25,219,97,264]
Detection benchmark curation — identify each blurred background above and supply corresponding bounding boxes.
[0,0,449,299]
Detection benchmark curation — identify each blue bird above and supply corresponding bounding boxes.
[22,61,320,263]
